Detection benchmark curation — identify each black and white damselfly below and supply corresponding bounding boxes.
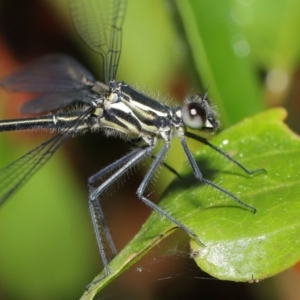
[0,0,263,284]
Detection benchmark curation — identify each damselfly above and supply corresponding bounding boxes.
[0,0,263,285]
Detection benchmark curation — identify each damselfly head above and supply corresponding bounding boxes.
[181,93,220,132]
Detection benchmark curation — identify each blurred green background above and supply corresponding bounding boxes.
[0,0,300,299]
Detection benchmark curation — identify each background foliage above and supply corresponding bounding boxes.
[0,0,300,299]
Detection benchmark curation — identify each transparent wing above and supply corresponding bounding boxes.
[0,54,95,93]
[0,106,93,206]
[21,90,97,114]
[69,0,127,83]
[0,135,66,206]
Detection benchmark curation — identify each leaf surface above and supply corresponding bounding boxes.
[82,108,300,299]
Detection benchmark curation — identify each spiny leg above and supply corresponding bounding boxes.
[88,147,150,259]
[87,146,153,286]
[136,143,205,246]
[180,136,256,212]
[185,132,266,175]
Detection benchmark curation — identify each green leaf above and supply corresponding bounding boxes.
[235,0,300,70]
[81,107,300,299]
[175,0,265,126]
[189,107,300,281]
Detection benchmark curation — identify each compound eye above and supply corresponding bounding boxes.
[181,103,206,129]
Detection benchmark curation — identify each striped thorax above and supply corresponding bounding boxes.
[89,81,220,147]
